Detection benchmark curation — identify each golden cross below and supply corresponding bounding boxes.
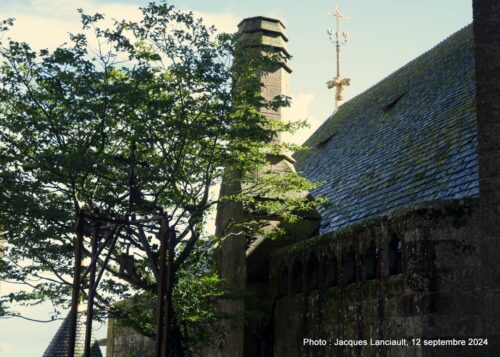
[326,0,351,112]
[327,0,350,43]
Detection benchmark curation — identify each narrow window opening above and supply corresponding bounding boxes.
[344,248,356,285]
[389,238,403,275]
[364,243,377,281]
[307,255,320,291]
[278,266,288,297]
[291,260,304,294]
[323,256,338,288]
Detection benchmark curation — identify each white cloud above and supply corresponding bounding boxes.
[3,1,140,49]
[192,11,239,33]
[282,92,320,145]
[2,0,239,50]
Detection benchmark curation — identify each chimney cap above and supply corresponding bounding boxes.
[238,16,286,29]
[238,16,288,43]
[236,16,291,73]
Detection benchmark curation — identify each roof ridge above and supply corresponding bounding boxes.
[299,23,474,152]
[295,22,478,234]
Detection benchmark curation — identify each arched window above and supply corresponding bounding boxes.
[322,255,338,288]
[307,255,320,291]
[278,266,288,297]
[343,248,356,285]
[291,260,304,294]
[363,242,377,281]
[389,237,403,275]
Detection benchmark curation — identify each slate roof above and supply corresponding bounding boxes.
[295,25,478,234]
[43,308,102,357]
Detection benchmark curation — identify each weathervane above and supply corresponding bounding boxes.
[326,0,351,113]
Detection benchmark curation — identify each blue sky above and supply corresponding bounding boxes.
[0,1,472,356]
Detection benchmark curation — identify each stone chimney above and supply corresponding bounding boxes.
[215,16,293,242]
[237,16,292,142]
[211,17,292,357]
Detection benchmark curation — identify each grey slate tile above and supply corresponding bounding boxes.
[295,25,478,234]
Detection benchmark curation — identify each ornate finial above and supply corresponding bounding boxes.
[326,0,351,113]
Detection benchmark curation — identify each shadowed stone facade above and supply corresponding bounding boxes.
[271,199,483,357]
[473,0,500,354]
[210,16,304,357]
[106,319,154,357]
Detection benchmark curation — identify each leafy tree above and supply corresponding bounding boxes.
[0,2,323,353]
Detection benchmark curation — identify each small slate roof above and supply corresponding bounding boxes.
[296,25,478,234]
[43,309,102,357]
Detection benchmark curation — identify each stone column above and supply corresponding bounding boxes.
[237,17,292,142]
[473,1,500,355]
[213,16,291,357]
[215,16,291,237]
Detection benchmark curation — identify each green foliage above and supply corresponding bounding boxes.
[0,1,325,351]
[173,237,226,350]
[109,292,156,338]
[109,236,226,350]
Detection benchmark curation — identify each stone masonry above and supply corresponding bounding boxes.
[270,199,484,357]
[211,16,295,357]
[473,1,500,355]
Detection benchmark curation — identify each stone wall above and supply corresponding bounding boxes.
[106,319,154,357]
[210,16,293,357]
[473,0,500,354]
[269,199,486,357]
[105,200,493,357]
